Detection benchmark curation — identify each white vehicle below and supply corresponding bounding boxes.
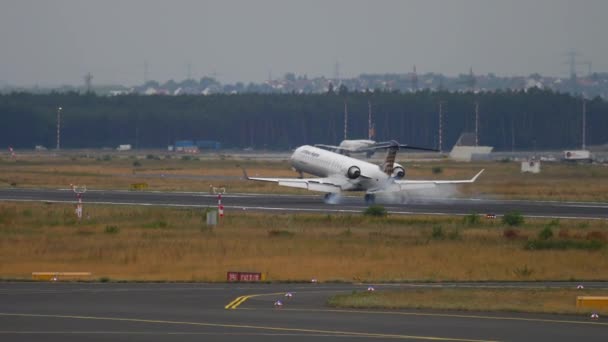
[563,150,591,162]
[245,141,484,204]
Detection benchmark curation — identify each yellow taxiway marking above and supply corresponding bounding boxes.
[225,292,284,309]
[224,296,245,309]
[238,307,608,327]
[0,312,496,341]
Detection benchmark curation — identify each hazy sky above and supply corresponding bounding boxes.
[1,0,607,86]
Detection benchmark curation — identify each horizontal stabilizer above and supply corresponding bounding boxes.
[360,140,439,153]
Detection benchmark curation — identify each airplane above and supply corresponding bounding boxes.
[244,140,484,204]
[315,139,377,156]
[314,100,378,157]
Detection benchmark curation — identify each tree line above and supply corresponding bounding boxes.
[0,89,605,151]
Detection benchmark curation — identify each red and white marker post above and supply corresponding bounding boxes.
[218,193,224,219]
[210,186,226,221]
[71,184,87,220]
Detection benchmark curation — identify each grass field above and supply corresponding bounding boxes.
[1,202,607,282]
[327,288,608,315]
[1,152,607,201]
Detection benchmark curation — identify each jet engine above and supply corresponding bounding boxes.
[392,163,405,179]
[346,166,361,179]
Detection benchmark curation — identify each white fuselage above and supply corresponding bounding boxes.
[290,145,389,192]
[338,139,376,151]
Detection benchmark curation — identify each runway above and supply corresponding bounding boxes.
[0,187,607,219]
[1,282,607,341]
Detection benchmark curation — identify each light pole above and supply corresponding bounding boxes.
[56,107,62,150]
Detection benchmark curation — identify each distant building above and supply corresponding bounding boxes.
[521,160,541,173]
[449,133,493,162]
[173,140,221,152]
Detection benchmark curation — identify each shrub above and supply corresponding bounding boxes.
[104,225,119,234]
[513,265,534,278]
[538,226,553,240]
[339,228,353,237]
[200,226,214,234]
[144,220,168,229]
[463,212,480,225]
[268,230,295,238]
[525,239,604,251]
[0,207,17,225]
[132,160,142,167]
[586,231,607,242]
[431,225,444,240]
[181,155,193,161]
[502,211,524,226]
[21,209,33,217]
[578,222,590,229]
[447,229,461,240]
[558,229,570,239]
[432,166,443,174]
[363,205,387,217]
[146,154,156,160]
[503,229,520,239]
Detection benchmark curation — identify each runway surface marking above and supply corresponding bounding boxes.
[238,308,608,327]
[0,331,400,338]
[3,198,607,220]
[225,292,285,309]
[0,313,497,341]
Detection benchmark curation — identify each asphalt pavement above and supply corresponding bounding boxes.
[0,187,607,219]
[1,282,607,341]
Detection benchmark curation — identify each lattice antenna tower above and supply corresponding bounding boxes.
[468,67,476,91]
[582,97,586,150]
[343,100,348,140]
[438,101,444,152]
[334,61,340,83]
[84,73,93,93]
[565,49,580,81]
[367,101,376,140]
[411,65,418,91]
[474,101,479,146]
[144,61,149,84]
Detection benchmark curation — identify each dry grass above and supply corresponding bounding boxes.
[1,153,607,201]
[1,202,608,282]
[328,288,608,315]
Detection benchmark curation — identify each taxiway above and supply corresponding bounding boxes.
[1,282,607,341]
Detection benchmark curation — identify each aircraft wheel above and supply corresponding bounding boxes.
[364,194,375,205]
[324,193,336,204]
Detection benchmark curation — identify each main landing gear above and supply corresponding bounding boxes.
[324,193,338,204]
[364,193,376,205]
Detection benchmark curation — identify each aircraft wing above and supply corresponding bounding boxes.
[392,169,485,190]
[366,169,485,193]
[243,169,345,193]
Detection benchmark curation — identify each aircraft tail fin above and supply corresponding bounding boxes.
[382,141,399,176]
[241,168,250,180]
